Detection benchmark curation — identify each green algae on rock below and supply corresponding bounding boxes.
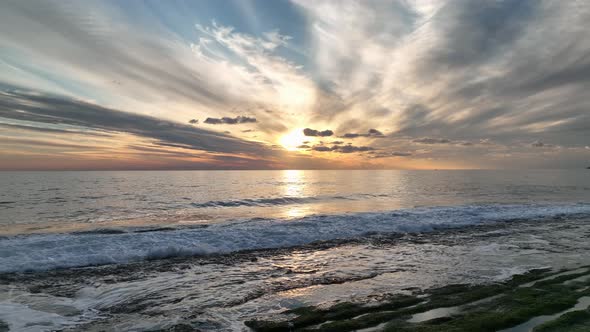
[245,267,590,332]
[533,308,590,332]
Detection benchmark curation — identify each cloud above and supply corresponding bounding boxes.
[303,128,334,137]
[0,2,318,146]
[203,116,257,125]
[426,0,536,69]
[311,145,332,152]
[292,0,590,167]
[341,128,385,138]
[531,140,556,148]
[0,87,270,156]
[370,151,413,158]
[412,137,452,144]
[0,137,93,150]
[189,119,199,124]
[368,129,384,136]
[296,144,311,149]
[311,144,375,153]
[3,1,590,169]
[336,145,375,153]
[0,122,111,137]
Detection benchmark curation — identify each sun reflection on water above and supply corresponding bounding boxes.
[281,170,313,219]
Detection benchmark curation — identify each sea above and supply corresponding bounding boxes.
[1,170,590,331]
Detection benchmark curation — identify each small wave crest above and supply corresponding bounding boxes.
[1,203,589,273]
[190,193,386,208]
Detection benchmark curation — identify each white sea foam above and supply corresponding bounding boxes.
[1,203,589,273]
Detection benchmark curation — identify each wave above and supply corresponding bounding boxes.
[190,193,387,208]
[1,203,589,273]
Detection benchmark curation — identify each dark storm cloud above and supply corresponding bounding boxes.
[303,128,334,137]
[0,88,270,156]
[341,129,385,139]
[203,116,257,125]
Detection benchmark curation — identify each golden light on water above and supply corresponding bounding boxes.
[282,169,311,218]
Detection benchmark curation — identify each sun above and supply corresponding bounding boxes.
[279,128,307,151]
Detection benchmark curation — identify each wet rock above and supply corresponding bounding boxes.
[245,267,590,332]
[166,323,202,332]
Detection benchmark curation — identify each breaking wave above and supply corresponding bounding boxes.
[1,203,589,273]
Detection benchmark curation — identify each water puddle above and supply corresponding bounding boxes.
[519,268,589,288]
[407,306,461,323]
[357,322,387,332]
[407,294,503,323]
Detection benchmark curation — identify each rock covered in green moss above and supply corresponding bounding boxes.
[246,267,590,332]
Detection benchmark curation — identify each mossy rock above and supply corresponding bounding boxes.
[533,308,590,332]
[246,267,590,332]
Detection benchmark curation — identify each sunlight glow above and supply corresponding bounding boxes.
[279,128,307,151]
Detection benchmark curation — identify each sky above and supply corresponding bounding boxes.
[0,0,589,170]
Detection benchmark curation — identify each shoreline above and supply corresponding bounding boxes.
[2,216,590,331]
[5,264,590,331]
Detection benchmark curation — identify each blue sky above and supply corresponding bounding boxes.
[0,0,589,170]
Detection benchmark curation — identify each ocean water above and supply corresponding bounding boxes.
[1,170,590,331]
[2,169,589,233]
